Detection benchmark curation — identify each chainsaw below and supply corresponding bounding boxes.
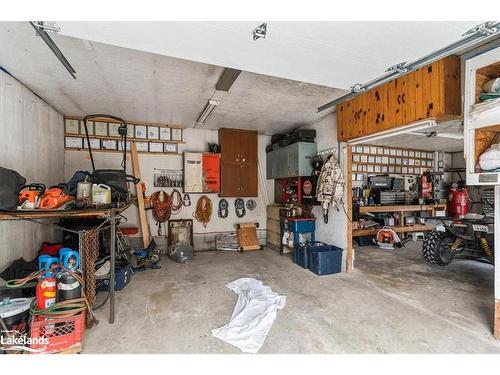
[18,183,46,210]
[39,184,75,210]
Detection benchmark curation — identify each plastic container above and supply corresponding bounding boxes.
[295,243,309,269]
[308,244,343,276]
[286,219,315,233]
[0,297,32,334]
[103,264,132,291]
[91,184,111,206]
[29,312,85,354]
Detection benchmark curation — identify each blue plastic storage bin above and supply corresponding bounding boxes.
[308,244,343,276]
[286,219,315,233]
[295,243,309,269]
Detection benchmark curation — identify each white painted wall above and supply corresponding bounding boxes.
[301,113,348,268]
[0,70,65,272]
[64,128,273,250]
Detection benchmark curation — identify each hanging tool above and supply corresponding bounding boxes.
[183,193,192,207]
[235,198,246,218]
[218,199,229,218]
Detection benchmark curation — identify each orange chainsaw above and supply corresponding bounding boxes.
[39,184,75,210]
[18,183,46,210]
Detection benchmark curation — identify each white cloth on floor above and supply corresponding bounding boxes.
[211,277,286,353]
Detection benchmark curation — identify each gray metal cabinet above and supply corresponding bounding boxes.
[266,142,317,179]
[266,150,274,179]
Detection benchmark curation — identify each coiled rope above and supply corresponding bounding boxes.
[193,195,212,227]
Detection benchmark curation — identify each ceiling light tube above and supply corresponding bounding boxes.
[196,99,220,125]
[347,120,438,145]
[318,21,500,112]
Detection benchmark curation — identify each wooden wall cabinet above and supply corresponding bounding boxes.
[219,128,258,197]
[337,56,461,142]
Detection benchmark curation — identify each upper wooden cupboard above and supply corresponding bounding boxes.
[337,56,461,141]
[219,128,258,197]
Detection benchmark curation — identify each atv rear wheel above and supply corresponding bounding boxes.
[422,231,454,266]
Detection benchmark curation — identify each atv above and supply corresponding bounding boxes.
[422,213,494,266]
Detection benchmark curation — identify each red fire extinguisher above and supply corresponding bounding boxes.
[36,272,57,309]
[448,184,469,219]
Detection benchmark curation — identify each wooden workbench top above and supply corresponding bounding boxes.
[359,204,446,213]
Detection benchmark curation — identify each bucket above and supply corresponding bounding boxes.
[92,184,111,206]
[0,297,32,334]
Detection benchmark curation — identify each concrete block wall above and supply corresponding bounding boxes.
[0,70,65,272]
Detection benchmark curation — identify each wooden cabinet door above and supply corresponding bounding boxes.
[220,162,241,197]
[337,102,348,141]
[236,130,258,163]
[421,61,442,118]
[219,128,240,162]
[240,163,258,197]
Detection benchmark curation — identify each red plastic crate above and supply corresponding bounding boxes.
[29,312,85,354]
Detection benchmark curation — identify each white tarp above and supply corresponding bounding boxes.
[211,278,286,353]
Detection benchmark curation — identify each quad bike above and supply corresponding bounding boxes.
[422,212,494,266]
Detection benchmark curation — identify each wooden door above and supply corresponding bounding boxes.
[240,163,258,197]
[220,162,241,197]
[337,102,348,141]
[238,130,258,162]
[219,128,240,162]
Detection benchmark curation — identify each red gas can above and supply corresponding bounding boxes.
[36,274,57,310]
[448,186,469,219]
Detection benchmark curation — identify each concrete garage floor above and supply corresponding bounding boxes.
[84,243,500,354]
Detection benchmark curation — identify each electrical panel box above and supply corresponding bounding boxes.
[464,46,500,186]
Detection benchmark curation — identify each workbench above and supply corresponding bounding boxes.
[352,203,446,237]
[0,202,134,324]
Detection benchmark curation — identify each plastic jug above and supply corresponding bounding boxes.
[92,184,111,206]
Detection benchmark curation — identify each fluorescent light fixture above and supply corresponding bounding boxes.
[348,120,438,145]
[196,99,220,126]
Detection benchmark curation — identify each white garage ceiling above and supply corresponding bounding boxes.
[0,22,344,134]
[57,21,480,89]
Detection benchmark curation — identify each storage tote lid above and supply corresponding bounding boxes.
[0,297,32,318]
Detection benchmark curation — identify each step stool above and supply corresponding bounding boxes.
[412,232,425,241]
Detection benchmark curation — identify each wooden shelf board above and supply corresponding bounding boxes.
[359,204,446,213]
[0,202,134,221]
[353,224,435,237]
[64,133,185,144]
[65,115,185,130]
[65,148,182,156]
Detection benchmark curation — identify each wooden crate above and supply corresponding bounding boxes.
[267,204,282,220]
